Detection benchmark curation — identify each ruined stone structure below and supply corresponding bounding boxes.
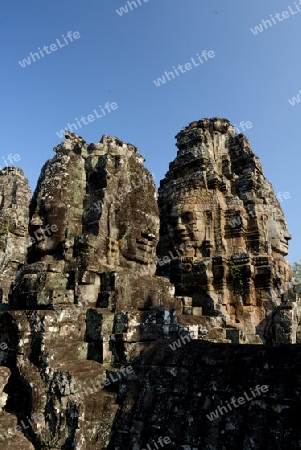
[0,119,299,449]
[0,133,183,449]
[157,117,297,344]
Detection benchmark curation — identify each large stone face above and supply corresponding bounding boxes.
[10,135,160,309]
[157,117,293,343]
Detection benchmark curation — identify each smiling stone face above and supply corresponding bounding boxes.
[170,203,213,245]
[112,174,159,267]
[157,117,294,344]
[28,149,87,261]
[81,137,159,271]
[29,203,67,256]
[169,205,197,244]
[161,190,219,261]
[118,209,158,265]
[266,213,291,256]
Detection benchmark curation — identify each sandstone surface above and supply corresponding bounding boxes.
[157,118,297,344]
[0,120,298,449]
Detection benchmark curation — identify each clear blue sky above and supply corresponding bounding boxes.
[1,0,300,264]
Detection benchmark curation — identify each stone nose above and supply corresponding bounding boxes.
[176,218,186,232]
[30,215,43,227]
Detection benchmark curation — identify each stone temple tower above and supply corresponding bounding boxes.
[157,117,293,343]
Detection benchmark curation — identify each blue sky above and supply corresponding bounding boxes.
[1,0,300,264]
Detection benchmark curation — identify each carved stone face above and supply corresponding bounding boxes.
[118,210,158,264]
[168,204,207,251]
[267,213,291,256]
[30,202,66,256]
